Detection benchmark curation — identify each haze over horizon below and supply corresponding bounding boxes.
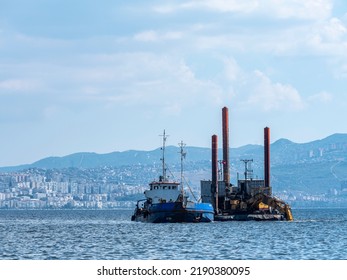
[1,132,345,168]
[1,0,347,166]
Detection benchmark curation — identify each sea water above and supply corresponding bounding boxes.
[0,208,346,260]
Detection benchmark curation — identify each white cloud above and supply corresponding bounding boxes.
[321,18,347,41]
[308,92,333,103]
[305,17,347,57]
[247,70,304,111]
[0,79,41,92]
[133,30,159,42]
[162,102,182,116]
[148,3,339,60]
[154,0,332,20]
[163,31,183,40]
[340,63,347,78]
[152,4,177,14]
[262,0,332,20]
[218,58,305,112]
[182,0,258,13]
[133,30,183,42]
[309,17,347,46]
[223,57,243,82]
[148,6,337,57]
[57,53,225,115]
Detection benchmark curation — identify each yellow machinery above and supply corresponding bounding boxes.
[248,193,294,221]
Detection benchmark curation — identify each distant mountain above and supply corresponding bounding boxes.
[0,146,211,172]
[270,133,347,193]
[2,134,347,170]
[1,134,347,194]
[271,133,347,164]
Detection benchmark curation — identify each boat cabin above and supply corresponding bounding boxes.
[145,181,181,203]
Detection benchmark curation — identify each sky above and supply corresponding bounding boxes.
[0,0,347,166]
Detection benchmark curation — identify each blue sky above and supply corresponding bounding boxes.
[0,0,347,166]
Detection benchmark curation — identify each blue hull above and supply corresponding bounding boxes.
[132,201,214,223]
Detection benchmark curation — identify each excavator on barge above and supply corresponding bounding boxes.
[200,107,293,221]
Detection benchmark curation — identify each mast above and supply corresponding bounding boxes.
[160,130,168,181]
[179,140,186,195]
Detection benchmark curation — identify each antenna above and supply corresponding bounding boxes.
[240,159,253,181]
[178,141,186,192]
[160,130,169,181]
[240,159,253,196]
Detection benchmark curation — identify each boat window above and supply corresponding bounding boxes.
[172,186,176,189]
[163,186,167,190]
[168,186,171,189]
[154,186,158,190]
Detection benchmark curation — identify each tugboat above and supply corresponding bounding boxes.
[131,131,214,223]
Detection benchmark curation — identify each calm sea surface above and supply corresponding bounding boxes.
[0,208,346,260]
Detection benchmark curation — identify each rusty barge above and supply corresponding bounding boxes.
[200,107,293,221]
